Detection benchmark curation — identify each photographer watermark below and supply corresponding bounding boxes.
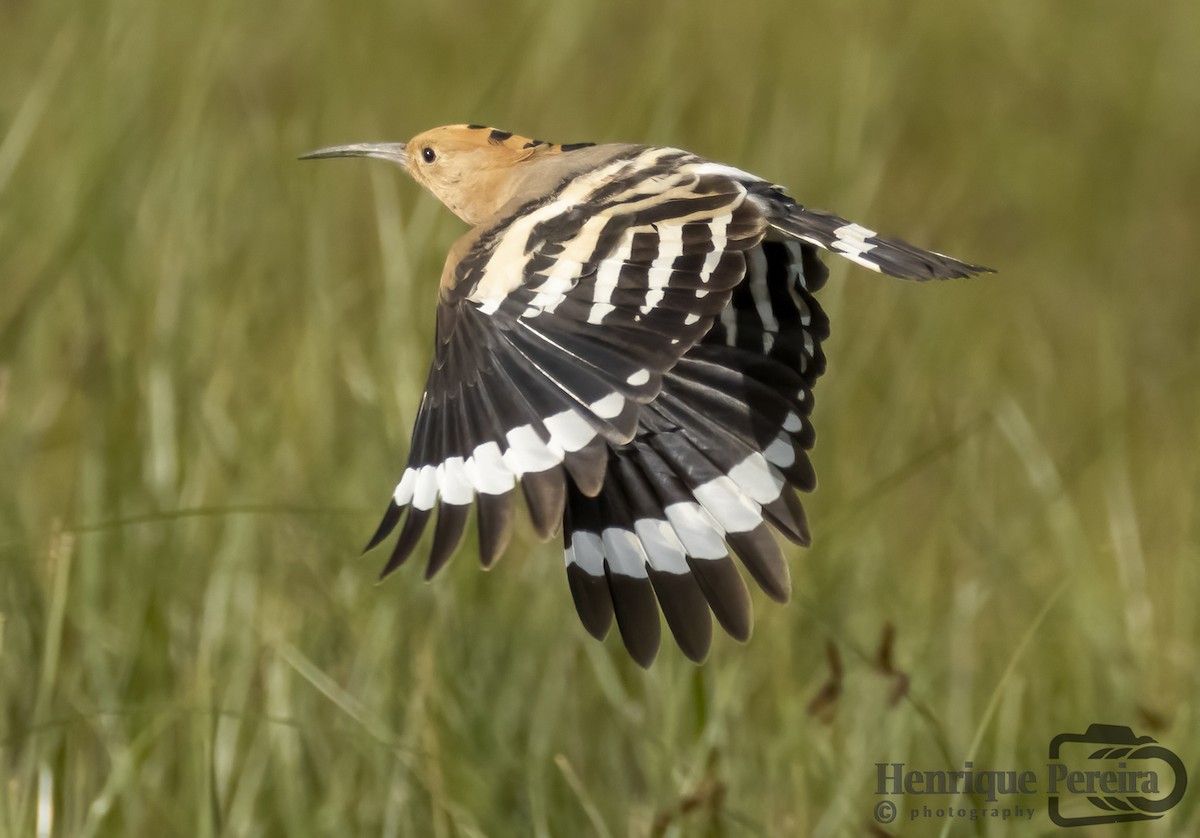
[1047,724,1188,827]
[873,724,1187,828]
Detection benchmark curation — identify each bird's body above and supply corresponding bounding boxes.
[303,125,989,666]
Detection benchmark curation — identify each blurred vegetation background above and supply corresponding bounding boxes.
[2,0,1198,835]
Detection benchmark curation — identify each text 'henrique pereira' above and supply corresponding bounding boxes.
[877,761,1161,803]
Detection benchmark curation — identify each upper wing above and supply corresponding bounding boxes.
[558,232,834,666]
[367,151,769,578]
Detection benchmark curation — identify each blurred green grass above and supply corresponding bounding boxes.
[2,0,1199,835]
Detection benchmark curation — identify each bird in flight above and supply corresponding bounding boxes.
[302,125,990,666]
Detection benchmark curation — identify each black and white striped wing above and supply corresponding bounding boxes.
[561,230,832,665]
[555,178,994,664]
[367,155,767,580]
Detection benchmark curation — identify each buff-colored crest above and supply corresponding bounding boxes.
[402,125,594,224]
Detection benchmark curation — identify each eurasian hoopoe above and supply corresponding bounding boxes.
[302,125,990,666]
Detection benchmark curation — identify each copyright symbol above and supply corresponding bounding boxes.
[874,800,897,824]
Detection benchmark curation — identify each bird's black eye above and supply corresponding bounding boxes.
[421,147,436,163]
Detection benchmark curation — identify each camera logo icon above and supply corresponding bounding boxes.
[1047,724,1187,827]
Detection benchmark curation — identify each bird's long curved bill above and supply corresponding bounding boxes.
[299,142,408,164]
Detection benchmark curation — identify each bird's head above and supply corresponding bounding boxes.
[302,124,587,226]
